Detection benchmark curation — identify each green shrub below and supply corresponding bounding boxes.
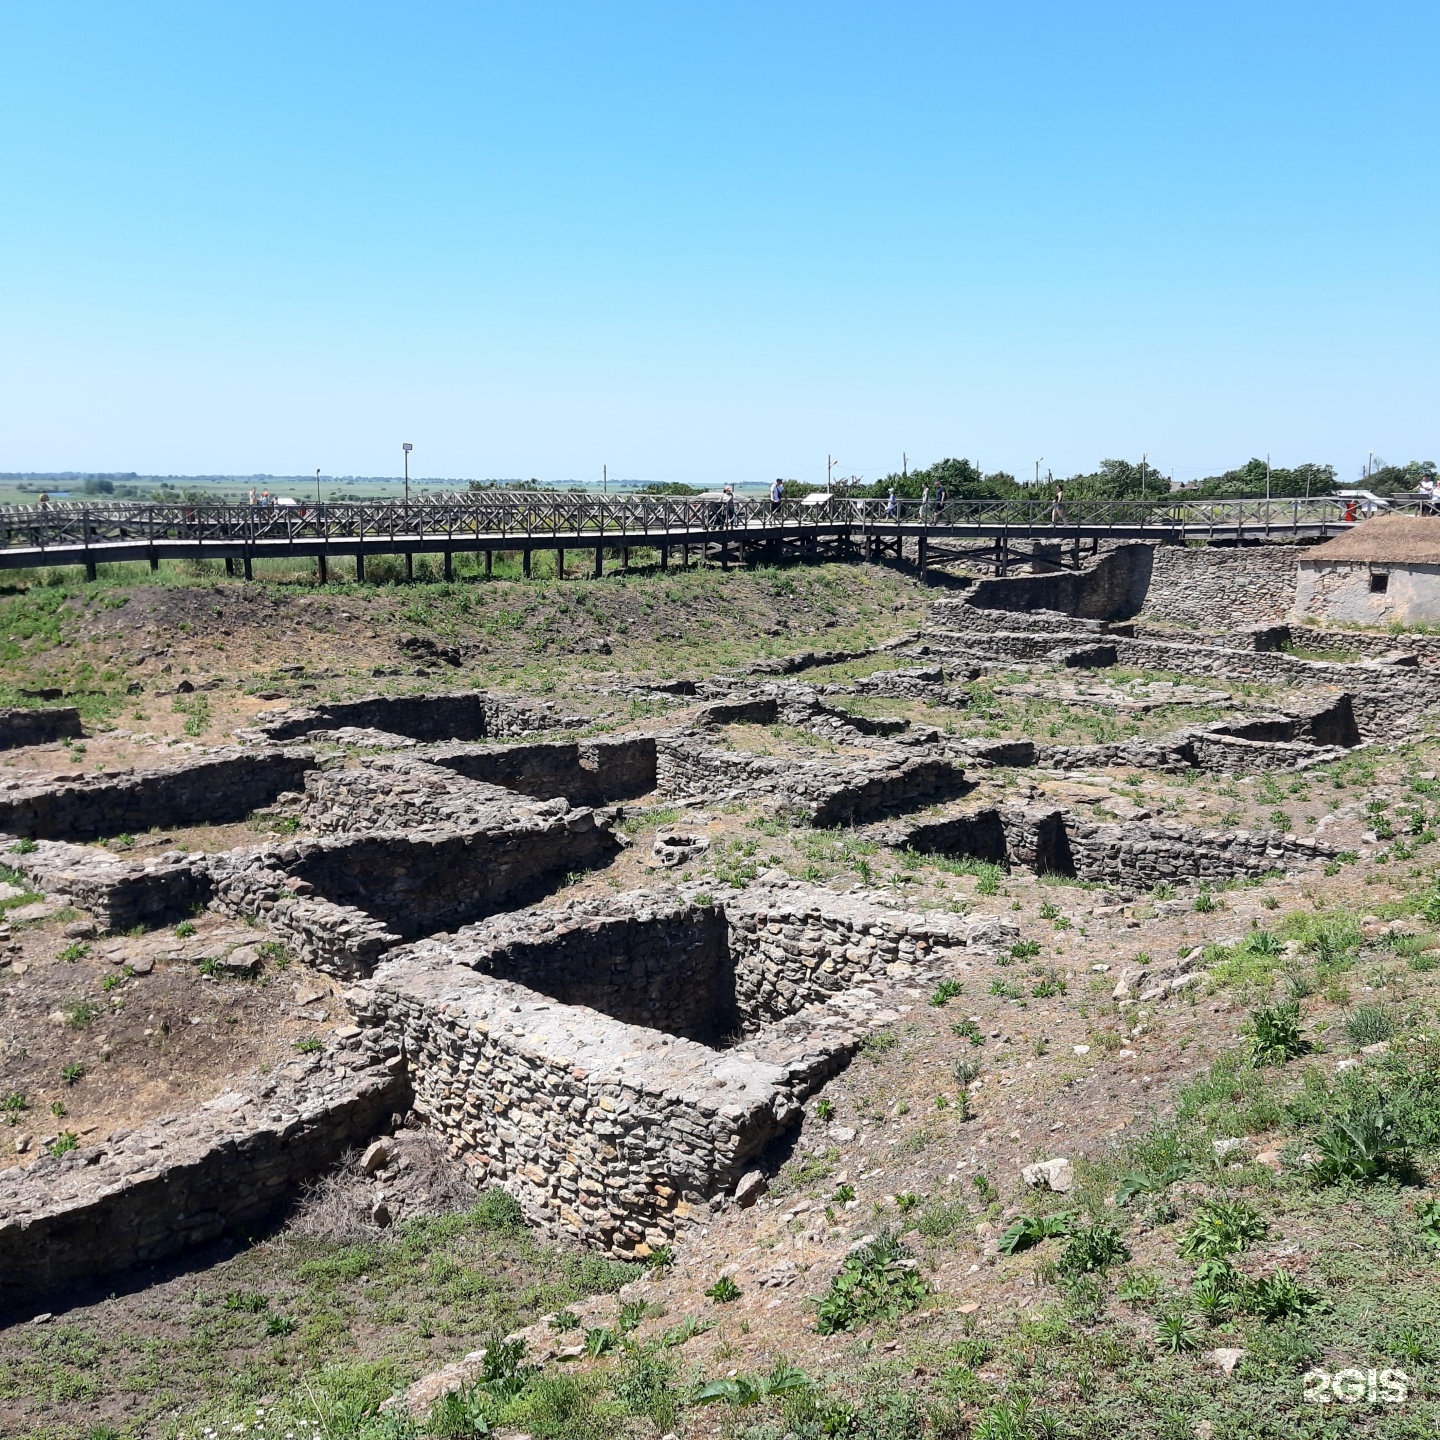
[1155,1309,1204,1353]
[1056,1221,1130,1277]
[1345,1005,1396,1048]
[1311,1104,1417,1185]
[704,1275,740,1303]
[1178,1199,1268,1259]
[815,1230,931,1334]
[929,978,964,1007]
[998,1213,1071,1256]
[473,1186,526,1232]
[1248,1002,1309,1066]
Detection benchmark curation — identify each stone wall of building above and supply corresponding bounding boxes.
[0,706,83,750]
[244,812,619,942]
[878,804,1335,885]
[0,747,315,842]
[0,1033,406,1305]
[246,692,578,745]
[1294,558,1440,627]
[724,887,1009,1024]
[426,735,657,806]
[655,736,968,825]
[4,840,210,933]
[348,957,830,1256]
[437,890,736,1044]
[960,543,1155,620]
[204,851,402,976]
[1140,544,1302,626]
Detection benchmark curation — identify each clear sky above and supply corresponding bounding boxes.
[2,2,1435,488]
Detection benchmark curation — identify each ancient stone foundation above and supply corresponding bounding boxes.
[0,705,83,750]
[0,1032,405,1305]
[347,884,1010,1253]
[880,805,1336,885]
[0,747,315,841]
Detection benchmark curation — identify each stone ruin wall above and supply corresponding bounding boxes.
[882,804,1337,886]
[244,690,577,745]
[0,746,315,842]
[0,705,83,750]
[0,1029,405,1304]
[347,885,1013,1254]
[655,734,968,825]
[1139,543,1302,626]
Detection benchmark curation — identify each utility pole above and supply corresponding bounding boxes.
[1266,453,1271,503]
[315,469,321,507]
[1035,458,1043,487]
[1141,453,1147,498]
[827,455,834,493]
[603,463,607,494]
[902,453,908,479]
[402,443,413,505]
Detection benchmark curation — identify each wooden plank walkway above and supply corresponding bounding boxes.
[0,493,1385,579]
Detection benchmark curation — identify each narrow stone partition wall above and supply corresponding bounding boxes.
[656,736,968,825]
[349,884,1015,1253]
[0,747,315,841]
[724,886,1011,1023]
[0,1032,406,1305]
[293,758,549,834]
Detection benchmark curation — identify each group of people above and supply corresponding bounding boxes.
[882,483,950,519]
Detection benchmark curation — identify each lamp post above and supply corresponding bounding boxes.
[402,443,413,506]
[315,469,321,507]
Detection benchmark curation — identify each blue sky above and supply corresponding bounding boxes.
[2,2,1435,487]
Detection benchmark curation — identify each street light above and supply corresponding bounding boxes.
[315,469,321,507]
[402,443,413,505]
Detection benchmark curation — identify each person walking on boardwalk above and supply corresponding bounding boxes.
[770,477,783,514]
[885,487,897,519]
[1050,485,1065,524]
[723,485,736,527]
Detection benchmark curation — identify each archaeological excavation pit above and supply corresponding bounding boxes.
[350,884,1011,1255]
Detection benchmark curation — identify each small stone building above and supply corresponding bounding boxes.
[1293,515,1440,626]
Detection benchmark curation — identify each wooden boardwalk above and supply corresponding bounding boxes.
[0,493,1386,580]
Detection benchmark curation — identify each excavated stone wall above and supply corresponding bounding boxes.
[880,805,1335,884]
[244,691,575,744]
[0,1032,406,1304]
[1140,544,1302,626]
[238,812,618,943]
[0,747,315,842]
[656,736,967,825]
[346,884,1012,1254]
[426,890,735,1044]
[426,735,657,806]
[959,543,1154,620]
[4,841,210,933]
[0,706,83,750]
[724,888,1007,1024]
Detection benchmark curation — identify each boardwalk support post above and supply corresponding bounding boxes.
[443,550,452,581]
[593,546,604,579]
[405,552,413,581]
[317,554,327,584]
[484,550,492,578]
[243,554,254,581]
[522,548,532,578]
[556,548,564,579]
[354,553,363,583]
